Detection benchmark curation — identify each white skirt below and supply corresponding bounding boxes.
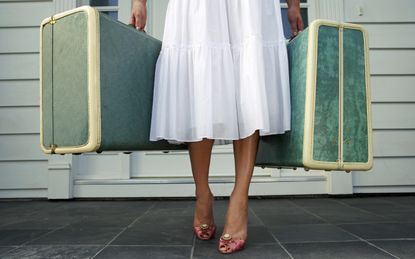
[149,0,291,144]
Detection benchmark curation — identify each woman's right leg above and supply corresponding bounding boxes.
[187,138,215,230]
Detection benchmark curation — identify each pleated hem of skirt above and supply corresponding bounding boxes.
[149,127,291,145]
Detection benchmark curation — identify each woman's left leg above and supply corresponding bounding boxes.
[219,130,260,251]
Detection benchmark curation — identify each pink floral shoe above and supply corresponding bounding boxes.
[218,233,246,254]
[193,223,216,240]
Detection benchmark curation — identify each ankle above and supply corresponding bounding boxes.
[230,191,248,202]
[195,189,214,200]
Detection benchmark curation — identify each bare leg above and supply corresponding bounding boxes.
[219,130,260,250]
[187,138,215,228]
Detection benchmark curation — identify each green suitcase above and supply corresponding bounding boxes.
[40,6,186,154]
[255,20,373,172]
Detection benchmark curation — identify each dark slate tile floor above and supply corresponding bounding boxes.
[0,194,414,259]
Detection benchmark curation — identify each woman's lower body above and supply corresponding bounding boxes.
[149,0,290,253]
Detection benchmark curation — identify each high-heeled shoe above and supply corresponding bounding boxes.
[218,233,246,254]
[193,223,217,240]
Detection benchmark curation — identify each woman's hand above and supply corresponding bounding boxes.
[287,0,304,37]
[130,0,147,31]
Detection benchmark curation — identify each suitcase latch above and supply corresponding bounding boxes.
[49,16,57,25]
[50,144,58,154]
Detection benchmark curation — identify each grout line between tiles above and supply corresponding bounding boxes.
[342,196,415,210]
[0,246,19,257]
[0,204,63,228]
[287,200,402,258]
[281,239,366,244]
[286,199,332,224]
[367,238,415,241]
[331,199,396,219]
[288,199,407,225]
[90,202,157,259]
[0,223,72,257]
[334,220,415,225]
[249,207,294,259]
[189,235,196,259]
[333,228,401,259]
[271,200,405,258]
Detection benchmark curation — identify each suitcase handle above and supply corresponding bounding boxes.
[128,23,146,34]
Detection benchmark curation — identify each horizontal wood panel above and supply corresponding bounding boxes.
[73,180,327,198]
[130,149,256,178]
[372,103,415,129]
[364,24,415,49]
[0,80,39,107]
[0,161,47,189]
[0,1,53,27]
[0,53,39,80]
[0,134,48,161]
[76,154,122,180]
[353,157,415,186]
[371,76,415,102]
[370,50,415,75]
[0,189,47,198]
[373,130,415,157]
[345,0,415,23]
[0,107,39,134]
[0,27,39,53]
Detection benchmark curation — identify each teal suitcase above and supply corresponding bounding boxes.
[40,6,186,154]
[255,20,373,172]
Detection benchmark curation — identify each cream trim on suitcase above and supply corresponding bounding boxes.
[301,19,373,171]
[40,6,102,154]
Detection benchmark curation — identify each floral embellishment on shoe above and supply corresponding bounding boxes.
[193,223,216,240]
[218,233,246,254]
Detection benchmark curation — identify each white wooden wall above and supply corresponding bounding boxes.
[0,0,55,198]
[343,0,415,193]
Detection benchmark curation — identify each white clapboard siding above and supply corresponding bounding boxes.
[0,27,40,53]
[0,161,48,189]
[132,150,272,178]
[0,135,47,161]
[0,80,40,107]
[0,1,50,198]
[76,153,126,180]
[370,50,415,75]
[353,158,415,186]
[373,130,415,157]
[0,54,39,80]
[131,151,192,177]
[372,103,415,130]
[371,76,415,102]
[0,107,39,134]
[364,24,415,49]
[345,0,415,23]
[0,1,53,27]
[345,0,415,192]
